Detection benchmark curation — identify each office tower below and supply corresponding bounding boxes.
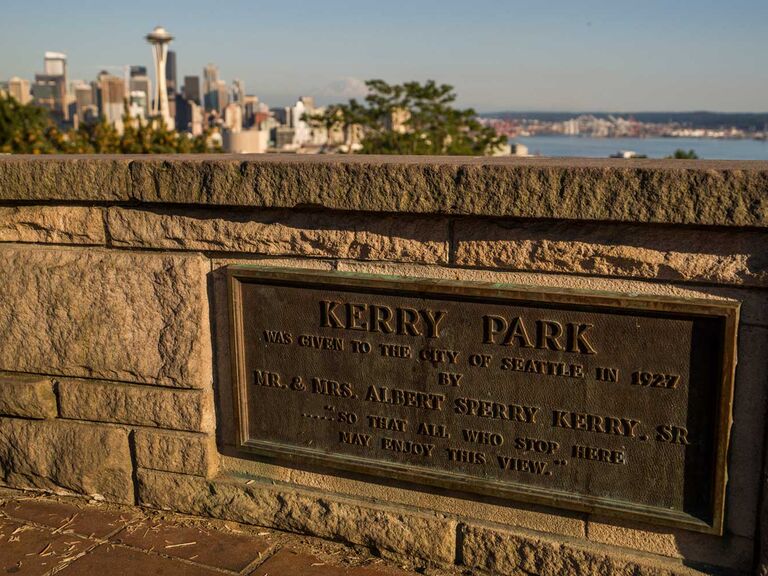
[273,126,296,149]
[183,76,201,104]
[33,51,68,120]
[7,77,31,104]
[129,66,151,119]
[128,91,148,119]
[44,52,67,77]
[166,52,177,123]
[175,94,203,135]
[166,50,177,94]
[203,64,219,112]
[145,26,174,129]
[232,79,245,107]
[216,80,229,112]
[203,64,218,95]
[243,95,259,128]
[224,102,243,133]
[71,82,97,127]
[96,71,126,131]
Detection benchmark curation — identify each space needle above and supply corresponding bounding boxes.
[145,26,174,129]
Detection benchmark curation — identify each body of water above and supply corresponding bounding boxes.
[512,135,768,160]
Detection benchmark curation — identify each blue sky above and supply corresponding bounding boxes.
[1,0,766,111]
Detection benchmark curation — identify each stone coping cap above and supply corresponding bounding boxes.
[1,155,766,227]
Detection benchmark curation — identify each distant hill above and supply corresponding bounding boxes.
[482,111,768,131]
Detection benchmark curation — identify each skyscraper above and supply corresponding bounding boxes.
[232,79,245,107]
[145,26,174,129]
[33,51,68,121]
[175,95,203,135]
[183,76,201,105]
[129,66,151,119]
[203,64,220,112]
[166,50,177,95]
[165,51,177,121]
[7,77,31,104]
[96,71,125,131]
[72,82,97,127]
[216,80,229,113]
[224,103,243,133]
[243,95,260,128]
[44,52,67,77]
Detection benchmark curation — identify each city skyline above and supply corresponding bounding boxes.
[1,0,767,112]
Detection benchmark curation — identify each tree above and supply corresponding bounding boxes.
[0,94,59,154]
[315,79,506,155]
[0,94,216,154]
[667,148,699,159]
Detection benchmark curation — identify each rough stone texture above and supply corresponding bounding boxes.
[108,207,448,263]
[221,455,586,540]
[58,378,211,432]
[0,206,106,245]
[454,220,768,287]
[0,372,56,419]
[137,469,456,566]
[134,429,218,477]
[0,155,131,202]
[0,418,133,503]
[460,524,712,576]
[585,517,753,573]
[1,156,766,227]
[0,245,210,388]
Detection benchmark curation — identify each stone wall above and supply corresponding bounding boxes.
[0,155,766,575]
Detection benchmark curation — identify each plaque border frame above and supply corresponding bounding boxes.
[227,265,738,535]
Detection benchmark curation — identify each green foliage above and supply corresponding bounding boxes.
[0,94,59,153]
[667,148,699,159]
[316,79,506,155]
[0,94,216,154]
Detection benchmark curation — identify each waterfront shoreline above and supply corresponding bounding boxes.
[511,135,768,160]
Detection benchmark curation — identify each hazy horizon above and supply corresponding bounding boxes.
[2,0,766,112]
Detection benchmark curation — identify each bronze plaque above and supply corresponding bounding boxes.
[227,266,738,534]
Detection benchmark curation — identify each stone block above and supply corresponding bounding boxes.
[221,455,586,539]
[108,207,449,264]
[122,157,768,227]
[454,220,768,287]
[0,206,105,245]
[2,156,767,226]
[134,429,218,477]
[0,156,131,202]
[585,517,753,573]
[137,469,456,566]
[0,417,133,503]
[58,378,211,432]
[460,523,708,576]
[0,245,210,388]
[0,372,56,419]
